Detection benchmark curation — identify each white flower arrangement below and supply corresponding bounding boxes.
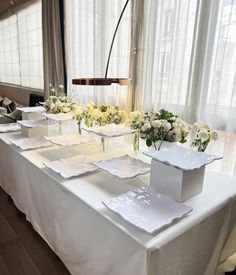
[129,109,190,150]
[84,102,128,127]
[73,105,85,121]
[191,122,219,152]
[44,84,76,114]
[73,104,86,134]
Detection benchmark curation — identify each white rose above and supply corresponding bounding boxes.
[211,130,219,141]
[74,106,83,116]
[192,122,200,133]
[62,106,71,113]
[198,128,209,142]
[169,116,176,122]
[130,111,143,121]
[175,133,182,142]
[49,103,55,110]
[202,123,210,131]
[151,120,161,128]
[141,122,151,132]
[174,126,182,135]
[140,118,145,124]
[162,121,171,131]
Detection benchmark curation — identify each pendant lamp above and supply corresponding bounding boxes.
[72,0,131,86]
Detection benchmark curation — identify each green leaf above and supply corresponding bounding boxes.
[146,138,152,147]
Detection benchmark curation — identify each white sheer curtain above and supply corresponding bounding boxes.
[199,0,236,132]
[134,0,198,114]
[134,0,236,132]
[65,0,131,109]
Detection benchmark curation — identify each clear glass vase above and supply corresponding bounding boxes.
[77,121,81,134]
[133,132,140,153]
[101,136,105,152]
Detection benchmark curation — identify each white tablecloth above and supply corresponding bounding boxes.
[0,132,236,275]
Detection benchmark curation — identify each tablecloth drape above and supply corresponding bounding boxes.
[0,132,236,275]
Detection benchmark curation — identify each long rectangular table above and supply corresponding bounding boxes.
[0,132,236,275]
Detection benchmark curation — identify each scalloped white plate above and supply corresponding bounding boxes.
[10,136,52,150]
[144,143,222,171]
[42,112,74,121]
[44,155,97,178]
[0,123,21,133]
[18,119,56,128]
[17,106,45,113]
[45,134,90,147]
[93,155,150,179]
[83,124,136,137]
[103,186,193,234]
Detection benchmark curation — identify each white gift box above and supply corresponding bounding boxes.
[150,159,205,202]
[21,125,48,138]
[144,143,222,202]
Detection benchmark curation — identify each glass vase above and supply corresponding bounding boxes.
[101,136,105,152]
[77,121,81,134]
[133,132,140,153]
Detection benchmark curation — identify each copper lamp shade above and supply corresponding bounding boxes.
[72,78,131,86]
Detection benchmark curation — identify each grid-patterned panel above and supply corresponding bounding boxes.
[0,15,21,85]
[0,0,43,90]
[18,0,43,89]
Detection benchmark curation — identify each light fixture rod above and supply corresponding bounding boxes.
[104,0,130,79]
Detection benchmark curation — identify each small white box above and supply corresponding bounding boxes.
[150,159,205,202]
[22,112,45,121]
[21,126,48,138]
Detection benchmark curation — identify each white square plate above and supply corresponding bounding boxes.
[0,123,21,133]
[103,186,193,234]
[45,134,90,147]
[17,106,45,113]
[10,136,53,150]
[18,119,56,128]
[93,155,150,179]
[144,143,222,171]
[42,112,74,121]
[44,155,97,178]
[83,124,136,137]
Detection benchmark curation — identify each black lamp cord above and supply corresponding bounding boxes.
[104,0,130,79]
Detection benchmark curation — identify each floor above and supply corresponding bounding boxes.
[0,187,70,275]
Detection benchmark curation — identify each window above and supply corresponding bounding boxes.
[0,0,43,90]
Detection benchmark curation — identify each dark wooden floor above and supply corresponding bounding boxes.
[0,187,70,275]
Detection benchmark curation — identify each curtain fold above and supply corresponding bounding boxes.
[184,0,219,123]
[199,0,236,132]
[127,0,144,112]
[42,0,66,98]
